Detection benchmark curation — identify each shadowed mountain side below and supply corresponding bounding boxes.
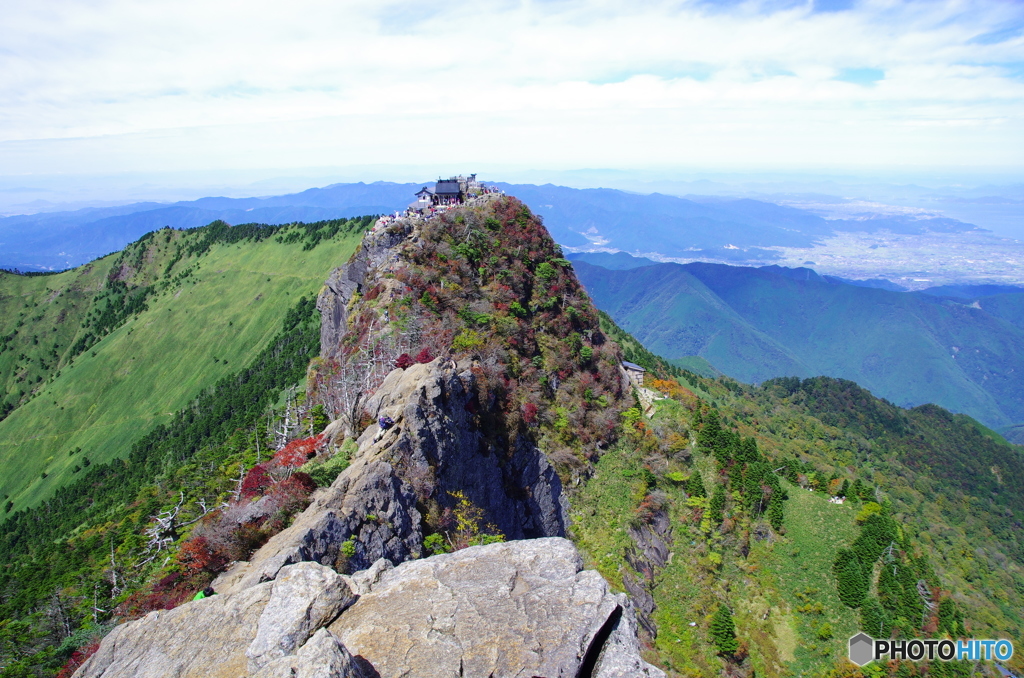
[573,262,811,379]
[573,260,1024,430]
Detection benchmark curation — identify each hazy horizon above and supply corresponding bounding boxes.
[4,0,1023,178]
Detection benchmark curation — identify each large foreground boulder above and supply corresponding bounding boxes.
[330,537,664,678]
[75,538,663,678]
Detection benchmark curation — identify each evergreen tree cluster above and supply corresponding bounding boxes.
[695,409,788,531]
[831,500,969,643]
[833,510,901,609]
[709,604,739,656]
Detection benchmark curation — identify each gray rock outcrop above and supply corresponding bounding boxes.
[246,562,357,671]
[252,629,370,678]
[317,220,412,361]
[75,539,663,678]
[215,357,567,594]
[330,538,664,678]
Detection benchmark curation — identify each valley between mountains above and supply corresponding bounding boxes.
[0,193,1021,678]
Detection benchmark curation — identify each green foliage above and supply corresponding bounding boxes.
[0,218,362,512]
[0,295,321,632]
[709,604,739,656]
[686,471,706,498]
[833,548,869,608]
[855,501,882,523]
[302,440,353,487]
[423,533,451,555]
[535,261,557,284]
[860,597,892,638]
[451,328,485,352]
[419,290,439,314]
[708,484,725,524]
[310,404,329,434]
[767,494,785,531]
[453,242,481,264]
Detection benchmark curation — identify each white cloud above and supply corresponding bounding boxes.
[0,0,1022,174]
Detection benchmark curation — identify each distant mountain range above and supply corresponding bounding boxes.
[0,183,417,271]
[498,183,982,260]
[571,254,1024,437]
[0,181,983,272]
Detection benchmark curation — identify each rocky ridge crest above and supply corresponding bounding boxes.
[75,195,656,676]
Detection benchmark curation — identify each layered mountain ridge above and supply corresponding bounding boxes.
[572,257,1024,434]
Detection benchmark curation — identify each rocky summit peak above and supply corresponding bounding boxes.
[74,193,659,677]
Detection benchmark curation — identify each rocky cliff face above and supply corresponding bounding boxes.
[76,539,663,678]
[213,355,568,593]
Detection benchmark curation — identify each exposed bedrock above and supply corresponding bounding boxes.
[213,358,567,593]
[75,539,664,678]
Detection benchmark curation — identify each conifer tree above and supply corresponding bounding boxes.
[767,494,784,531]
[877,560,902,613]
[710,604,739,656]
[698,410,723,457]
[834,548,868,607]
[687,471,706,498]
[860,597,891,637]
[738,437,760,463]
[709,484,726,523]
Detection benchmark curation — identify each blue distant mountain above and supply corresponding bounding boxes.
[0,181,982,271]
[497,183,981,262]
[572,257,1024,435]
[0,182,419,270]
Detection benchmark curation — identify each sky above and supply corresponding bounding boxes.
[2,0,1023,180]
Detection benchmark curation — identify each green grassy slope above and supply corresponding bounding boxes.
[573,260,1024,431]
[579,315,1024,677]
[0,221,364,512]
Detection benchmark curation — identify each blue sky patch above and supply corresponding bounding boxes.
[968,22,1023,45]
[812,0,856,13]
[835,67,885,85]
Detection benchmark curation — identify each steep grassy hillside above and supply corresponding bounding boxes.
[579,316,1024,677]
[0,218,367,512]
[574,259,1024,431]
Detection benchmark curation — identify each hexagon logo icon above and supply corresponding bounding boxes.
[848,632,875,666]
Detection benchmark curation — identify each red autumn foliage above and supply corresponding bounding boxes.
[277,471,317,495]
[395,353,414,369]
[114,566,201,620]
[240,463,272,499]
[152,570,182,592]
[56,640,101,678]
[415,348,433,364]
[177,535,227,575]
[272,434,325,468]
[523,402,539,424]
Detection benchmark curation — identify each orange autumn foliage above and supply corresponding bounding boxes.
[649,378,699,410]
